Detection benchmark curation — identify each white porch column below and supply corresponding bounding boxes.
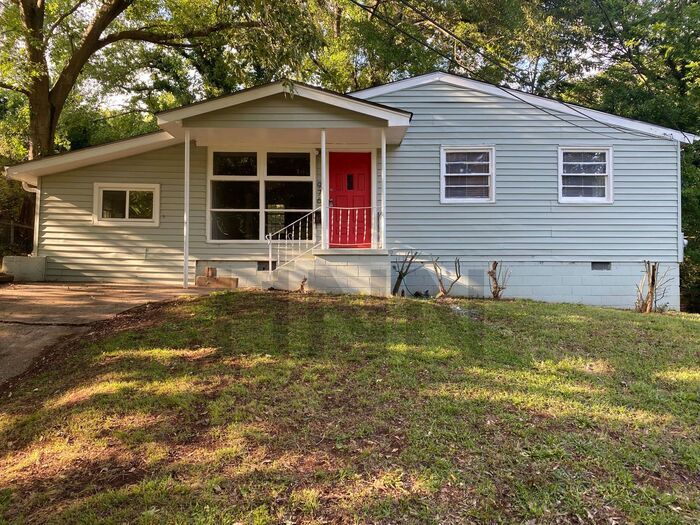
[183,130,191,288]
[380,129,387,249]
[321,129,328,249]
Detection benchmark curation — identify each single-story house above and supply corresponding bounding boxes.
[5,72,697,308]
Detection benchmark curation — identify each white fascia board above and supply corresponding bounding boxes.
[5,131,180,181]
[157,82,411,127]
[353,72,697,144]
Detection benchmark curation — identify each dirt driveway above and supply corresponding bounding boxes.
[0,283,206,385]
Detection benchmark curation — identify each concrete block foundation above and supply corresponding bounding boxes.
[395,259,681,310]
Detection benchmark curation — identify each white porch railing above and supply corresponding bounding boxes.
[265,207,320,277]
[265,205,375,279]
[328,206,373,248]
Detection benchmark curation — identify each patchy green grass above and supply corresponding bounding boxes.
[1,291,699,524]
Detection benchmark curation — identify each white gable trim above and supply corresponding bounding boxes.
[157,82,412,127]
[352,72,697,144]
[5,131,180,184]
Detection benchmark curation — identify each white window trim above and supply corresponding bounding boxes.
[440,145,496,204]
[206,148,317,243]
[92,183,160,227]
[558,146,614,204]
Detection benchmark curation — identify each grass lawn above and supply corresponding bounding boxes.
[0,291,698,524]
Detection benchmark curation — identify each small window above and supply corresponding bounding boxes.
[559,147,613,203]
[93,184,159,226]
[591,262,612,271]
[441,147,495,203]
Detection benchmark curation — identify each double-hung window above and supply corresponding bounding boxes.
[440,146,495,203]
[209,151,314,241]
[93,183,160,226]
[559,147,613,203]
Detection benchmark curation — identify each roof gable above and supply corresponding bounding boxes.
[157,81,412,128]
[352,72,697,144]
[181,93,388,129]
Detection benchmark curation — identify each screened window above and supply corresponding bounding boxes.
[209,151,314,241]
[559,148,612,203]
[93,184,159,226]
[441,147,495,203]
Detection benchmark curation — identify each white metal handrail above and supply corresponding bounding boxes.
[328,206,372,247]
[265,207,320,277]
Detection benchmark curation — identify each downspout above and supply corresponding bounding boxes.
[677,141,684,263]
[183,130,191,288]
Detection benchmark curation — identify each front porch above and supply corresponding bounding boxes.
[156,81,411,295]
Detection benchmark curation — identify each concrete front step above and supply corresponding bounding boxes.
[262,251,391,296]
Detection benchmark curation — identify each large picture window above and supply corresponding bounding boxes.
[209,151,314,241]
[93,183,160,226]
[558,147,613,203]
[440,146,495,203]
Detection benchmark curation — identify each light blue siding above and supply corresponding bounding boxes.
[367,81,681,264]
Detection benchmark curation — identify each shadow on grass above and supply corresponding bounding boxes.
[0,291,698,523]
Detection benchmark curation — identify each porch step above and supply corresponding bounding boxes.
[263,251,391,296]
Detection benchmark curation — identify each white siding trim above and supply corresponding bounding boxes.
[439,145,496,204]
[557,146,614,205]
[92,182,161,227]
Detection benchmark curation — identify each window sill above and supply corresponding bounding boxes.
[440,199,496,205]
[558,199,614,205]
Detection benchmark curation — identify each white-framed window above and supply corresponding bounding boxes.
[93,183,160,226]
[208,150,315,242]
[440,146,495,203]
[558,147,613,204]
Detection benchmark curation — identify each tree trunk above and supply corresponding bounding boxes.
[27,92,56,159]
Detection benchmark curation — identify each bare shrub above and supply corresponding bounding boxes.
[431,256,462,298]
[487,261,511,300]
[392,250,420,296]
[635,261,672,313]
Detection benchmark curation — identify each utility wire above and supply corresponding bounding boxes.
[394,0,521,82]
[347,0,670,142]
[394,0,670,141]
[590,0,692,143]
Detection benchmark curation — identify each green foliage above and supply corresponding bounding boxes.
[0,92,29,164]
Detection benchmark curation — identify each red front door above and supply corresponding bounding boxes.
[329,152,372,248]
